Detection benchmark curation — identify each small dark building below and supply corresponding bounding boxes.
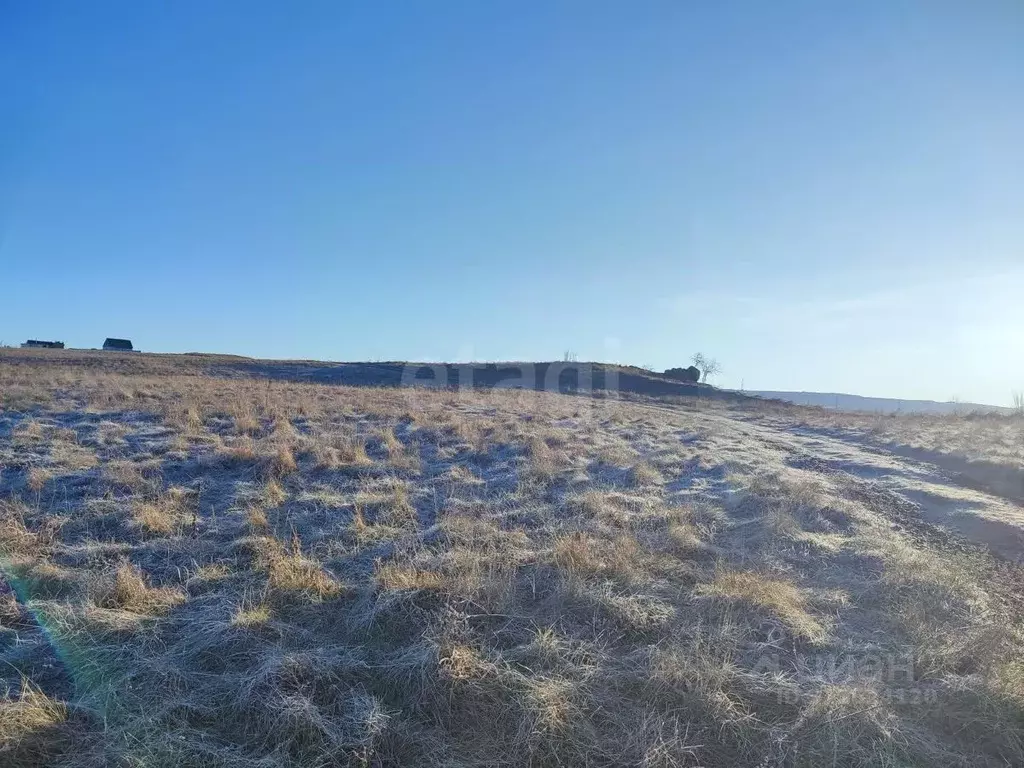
[21,340,65,349]
[102,338,134,351]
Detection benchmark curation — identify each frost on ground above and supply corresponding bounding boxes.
[2,352,1024,767]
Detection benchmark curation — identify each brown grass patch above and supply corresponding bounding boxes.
[355,480,418,528]
[49,441,98,470]
[130,487,192,536]
[218,436,259,465]
[700,567,826,642]
[0,680,76,765]
[232,601,272,628]
[26,467,51,493]
[262,535,344,600]
[94,563,185,615]
[629,461,663,487]
[232,404,261,436]
[266,444,298,477]
[247,506,270,532]
[261,478,288,507]
[104,460,153,492]
[375,562,445,591]
[552,530,644,581]
[8,559,80,600]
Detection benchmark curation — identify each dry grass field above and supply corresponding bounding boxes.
[2,350,1024,767]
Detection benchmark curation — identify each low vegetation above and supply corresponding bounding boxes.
[2,350,1024,766]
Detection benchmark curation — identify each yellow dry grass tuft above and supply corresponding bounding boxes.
[26,467,51,494]
[552,530,643,581]
[246,506,270,532]
[261,478,288,507]
[700,567,826,642]
[218,436,259,464]
[667,519,703,552]
[267,444,299,476]
[232,602,272,628]
[94,563,186,615]
[104,460,154,492]
[375,562,445,591]
[129,487,193,537]
[49,441,98,470]
[0,680,73,764]
[260,535,345,600]
[232,405,261,436]
[526,436,560,480]
[629,461,663,487]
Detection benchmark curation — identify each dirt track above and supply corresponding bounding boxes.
[696,407,1024,562]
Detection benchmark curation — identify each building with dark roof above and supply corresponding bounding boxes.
[102,338,134,351]
[21,340,65,349]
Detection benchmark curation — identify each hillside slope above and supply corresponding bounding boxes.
[2,353,1023,767]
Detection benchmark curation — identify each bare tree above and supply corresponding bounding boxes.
[691,353,721,383]
[1013,390,1024,416]
[702,358,721,383]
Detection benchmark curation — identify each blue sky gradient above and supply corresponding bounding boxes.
[2,2,1022,404]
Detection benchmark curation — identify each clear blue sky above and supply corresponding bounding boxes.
[2,2,1022,405]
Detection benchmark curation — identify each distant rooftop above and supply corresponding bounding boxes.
[102,338,134,351]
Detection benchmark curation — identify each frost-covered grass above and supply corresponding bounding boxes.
[779,401,1024,470]
[2,353,1024,767]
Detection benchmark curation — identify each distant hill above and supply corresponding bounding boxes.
[0,349,754,404]
[225,359,753,403]
[747,390,1012,415]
